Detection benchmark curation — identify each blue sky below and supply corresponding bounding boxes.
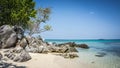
[34,0,120,39]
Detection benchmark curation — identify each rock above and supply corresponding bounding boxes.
[19,38,28,49]
[77,44,89,49]
[13,25,24,40]
[69,47,78,52]
[47,45,58,52]
[69,53,79,58]
[0,61,25,68]
[65,42,76,47]
[0,25,16,48]
[61,44,70,53]
[95,52,106,57]
[0,53,3,60]
[7,65,16,68]
[25,35,32,44]
[25,36,49,53]
[0,25,25,49]
[39,46,49,53]
[91,61,95,63]
[13,45,24,53]
[13,50,31,62]
[4,47,31,62]
[2,58,8,61]
[3,33,17,48]
[0,25,12,36]
[60,53,79,59]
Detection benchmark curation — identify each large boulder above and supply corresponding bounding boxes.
[18,38,28,49]
[25,37,49,53]
[3,33,17,48]
[4,46,31,62]
[76,44,89,49]
[13,50,31,62]
[13,25,24,40]
[0,25,17,48]
[64,42,76,47]
[0,25,24,49]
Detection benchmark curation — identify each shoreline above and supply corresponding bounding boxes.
[1,48,120,68]
[0,51,90,68]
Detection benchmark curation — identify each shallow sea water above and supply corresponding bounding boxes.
[45,39,120,68]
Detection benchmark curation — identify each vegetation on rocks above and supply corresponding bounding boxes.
[0,0,90,63]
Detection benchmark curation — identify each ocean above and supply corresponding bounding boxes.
[45,39,120,68]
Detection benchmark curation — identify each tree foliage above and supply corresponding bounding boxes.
[27,8,52,36]
[0,0,36,29]
[0,0,52,36]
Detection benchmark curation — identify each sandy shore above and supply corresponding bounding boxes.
[2,52,95,68]
[1,49,120,68]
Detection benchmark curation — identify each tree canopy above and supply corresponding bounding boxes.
[0,0,36,29]
[0,0,52,36]
[27,8,52,36]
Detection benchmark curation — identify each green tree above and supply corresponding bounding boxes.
[27,7,52,36]
[0,0,36,29]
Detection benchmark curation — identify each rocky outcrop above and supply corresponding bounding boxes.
[25,36,49,53]
[0,25,16,48]
[76,44,89,49]
[58,42,89,49]
[0,52,26,68]
[56,53,79,59]
[4,46,31,62]
[0,61,26,68]
[0,25,84,61]
[0,25,24,48]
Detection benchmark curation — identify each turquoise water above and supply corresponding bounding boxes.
[45,39,120,56]
[45,39,120,68]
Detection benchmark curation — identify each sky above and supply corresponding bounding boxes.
[34,0,120,39]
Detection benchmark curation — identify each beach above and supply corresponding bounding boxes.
[0,53,93,68]
[1,48,120,68]
[1,52,96,68]
[0,39,120,68]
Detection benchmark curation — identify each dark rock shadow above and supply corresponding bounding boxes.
[0,61,26,68]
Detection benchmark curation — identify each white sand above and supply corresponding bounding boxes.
[1,49,120,68]
[4,53,95,68]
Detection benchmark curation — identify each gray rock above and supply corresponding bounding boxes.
[0,25,16,48]
[25,35,32,44]
[95,52,106,57]
[3,33,17,48]
[13,46,24,53]
[4,47,31,62]
[69,47,78,52]
[60,53,79,59]
[13,25,24,40]
[19,38,28,49]
[0,25,25,49]
[76,44,89,49]
[8,65,16,68]
[13,50,31,62]
[25,36,49,53]
[0,52,3,60]
[61,44,70,53]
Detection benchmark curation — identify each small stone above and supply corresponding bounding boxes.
[91,61,95,63]
[8,65,16,68]
[95,52,106,57]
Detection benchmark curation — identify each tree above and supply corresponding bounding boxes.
[0,0,36,29]
[27,7,52,36]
